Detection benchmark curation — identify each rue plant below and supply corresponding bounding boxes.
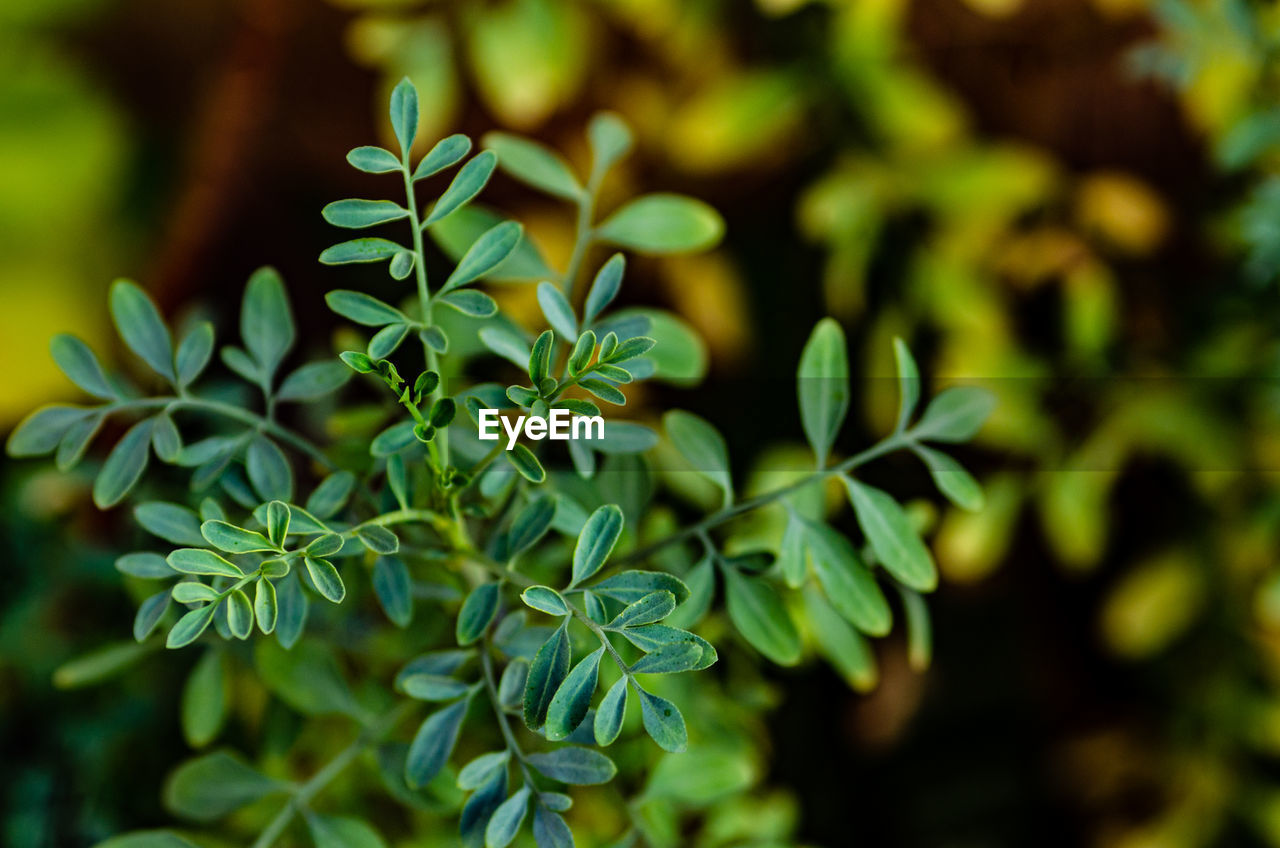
[7,79,993,848]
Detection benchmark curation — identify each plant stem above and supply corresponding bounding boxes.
[612,433,908,568]
[115,396,334,471]
[562,178,599,301]
[250,701,413,848]
[401,159,449,471]
[480,637,545,800]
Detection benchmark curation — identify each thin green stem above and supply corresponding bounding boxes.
[480,638,545,800]
[562,179,599,301]
[569,605,628,670]
[612,433,908,568]
[401,158,449,470]
[250,702,413,848]
[113,396,335,471]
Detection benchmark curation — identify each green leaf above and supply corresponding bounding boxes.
[6,405,91,457]
[247,436,293,503]
[135,501,205,546]
[255,578,278,634]
[356,524,400,555]
[630,642,702,674]
[605,336,655,363]
[275,573,308,649]
[899,585,932,672]
[93,418,155,508]
[607,591,676,629]
[389,249,414,280]
[911,386,995,443]
[537,282,577,340]
[201,520,278,554]
[485,786,531,848]
[322,199,408,228]
[804,586,877,691]
[578,378,625,405]
[182,649,228,747]
[151,411,182,462]
[842,478,937,592]
[374,556,413,627]
[458,751,510,790]
[594,677,628,746]
[590,571,689,606]
[583,254,624,325]
[117,552,175,579]
[567,331,596,377]
[413,133,471,180]
[347,145,400,173]
[596,193,724,254]
[254,639,357,715]
[508,497,556,555]
[406,699,468,788]
[664,410,732,506]
[913,444,984,511]
[175,322,215,387]
[305,556,346,603]
[588,111,633,176]
[52,641,150,688]
[461,767,508,847]
[306,815,388,848]
[226,589,253,640]
[526,746,617,785]
[241,267,295,380]
[532,807,574,848]
[438,289,499,317]
[168,549,244,578]
[479,325,532,367]
[428,204,554,282]
[507,444,546,483]
[722,566,800,665]
[166,604,218,649]
[892,337,920,432]
[389,76,419,155]
[796,318,849,467]
[277,361,351,402]
[57,411,105,471]
[633,685,687,753]
[426,151,498,226]
[133,590,171,642]
[571,504,624,586]
[402,674,472,701]
[619,625,718,671]
[110,279,174,381]
[320,238,402,265]
[806,521,891,636]
[523,624,571,730]
[326,290,408,325]
[307,471,355,518]
[163,751,283,822]
[307,533,344,557]
[368,323,410,359]
[483,132,582,200]
[221,346,260,384]
[420,326,449,354]
[51,333,114,399]
[545,646,603,741]
[521,586,568,617]
[172,582,219,604]
[457,583,500,645]
[528,329,553,385]
[779,512,807,589]
[621,308,706,385]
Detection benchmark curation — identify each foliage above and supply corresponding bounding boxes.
[6,78,991,847]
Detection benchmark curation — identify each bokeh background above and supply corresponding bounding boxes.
[5,0,1280,846]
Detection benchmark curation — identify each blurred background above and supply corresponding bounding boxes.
[6,0,1280,846]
